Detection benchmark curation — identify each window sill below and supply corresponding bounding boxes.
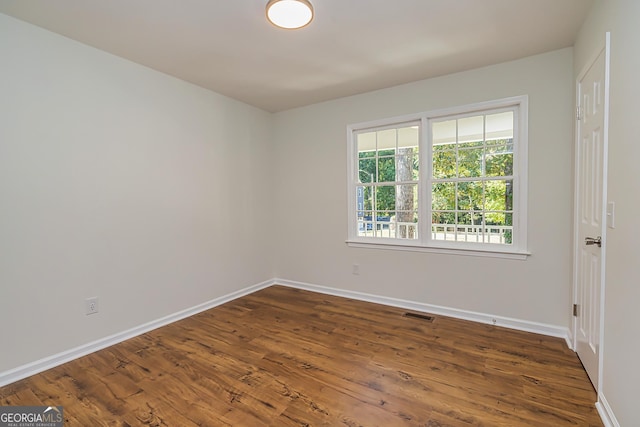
[345,239,530,260]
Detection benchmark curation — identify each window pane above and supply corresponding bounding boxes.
[433,149,456,179]
[377,155,395,183]
[398,126,419,149]
[397,219,418,239]
[356,186,364,216]
[358,158,375,183]
[485,180,513,211]
[432,182,455,210]
[377,129,397,151]
[486,212,506,225]
[432,119,456,145]
[366,186,374,210]
[396,184,418,221]
[356,131,376,152]
[457,211,483,226]
[356,186,373,214]
[486,111,514,142]
[396,176,419,239]
[398,224,418,239]
[457,181,483,210]
[431,214,456,241]
[372,213,393,238]
[396,151,418,182]
[504,213,513,244]
[458,148,483,177]
[485,218,513,244]
[485,142,513,177]
[458,115,484,144]
[375,186,395,211]
[357,210,373,236]
[455,212,484,243]
[412,151,420,180]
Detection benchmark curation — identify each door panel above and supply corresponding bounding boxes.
[574,43,608,391]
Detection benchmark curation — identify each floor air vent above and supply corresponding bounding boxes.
[403,312,435,322]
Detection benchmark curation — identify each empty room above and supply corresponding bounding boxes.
[0,1,638,426]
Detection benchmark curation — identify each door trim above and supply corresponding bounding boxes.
[572,32,610,395]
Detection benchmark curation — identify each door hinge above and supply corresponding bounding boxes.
[573,304,579,317]
[576,106,582,121]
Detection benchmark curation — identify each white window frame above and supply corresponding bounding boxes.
[346,96,529,259]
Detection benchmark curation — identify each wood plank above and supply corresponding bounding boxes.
[0,285,602,426]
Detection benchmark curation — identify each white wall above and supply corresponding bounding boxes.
[1,7,606,406]
[0,13,274,373]
[575,1,640,425]
[273,49,575,327]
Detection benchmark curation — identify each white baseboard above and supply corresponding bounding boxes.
[0,280,273,388]
[275,278,572,344]
[3,276,613,425]
[596,393,620,427]
[3,277,610,424]
[0,277,574,388]
[564,326,575,351]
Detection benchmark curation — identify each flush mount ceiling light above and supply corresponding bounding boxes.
[266,0,314,29]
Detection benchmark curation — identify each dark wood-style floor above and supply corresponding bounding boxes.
[1,285,602,426]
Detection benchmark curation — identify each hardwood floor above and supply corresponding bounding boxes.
[1,285,602,426]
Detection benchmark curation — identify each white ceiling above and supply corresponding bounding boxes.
[0,0,593,112]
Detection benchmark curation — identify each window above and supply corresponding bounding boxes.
[354,123,420,240]
[347,96,528,258]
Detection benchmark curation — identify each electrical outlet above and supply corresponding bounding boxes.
[352,264,360,275]
[85,297,99,315]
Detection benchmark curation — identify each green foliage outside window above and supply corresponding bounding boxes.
[360,138,513,243]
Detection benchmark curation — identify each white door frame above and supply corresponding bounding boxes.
[572,32,610,395]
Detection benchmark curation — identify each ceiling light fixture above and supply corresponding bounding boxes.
[266,0,314,30]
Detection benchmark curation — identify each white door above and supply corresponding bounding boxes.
[574,37,609,391]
